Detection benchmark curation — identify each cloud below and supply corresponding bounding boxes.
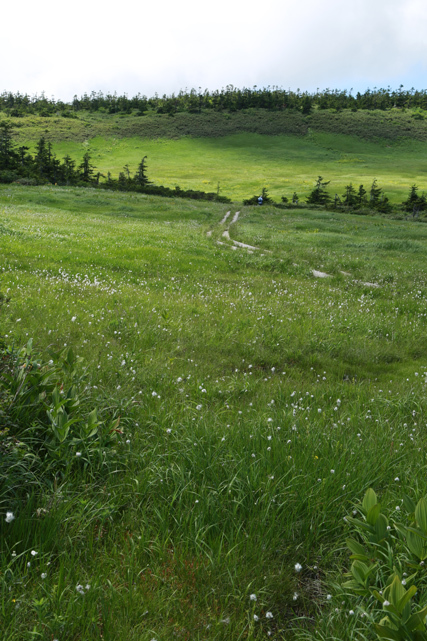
[1,0,426,100]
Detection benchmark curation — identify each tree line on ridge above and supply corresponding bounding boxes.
[1,85,427,118]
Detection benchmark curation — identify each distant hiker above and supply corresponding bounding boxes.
[258,195,263,206]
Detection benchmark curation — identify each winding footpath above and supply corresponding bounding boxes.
[208,211,260,251]
[209,211,380,287]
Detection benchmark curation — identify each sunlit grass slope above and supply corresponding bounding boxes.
[5,108,427,202]
[1,185,427,639]
[13,132,427,203]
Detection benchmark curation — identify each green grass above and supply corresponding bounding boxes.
[2,184,427,639]
[12,131,427,204]
[4,107,427,203]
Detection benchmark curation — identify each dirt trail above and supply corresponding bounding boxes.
[212,212,380,285]
[233,240,259,250]
[211,210,258,251]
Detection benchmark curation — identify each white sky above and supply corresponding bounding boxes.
[2,0,427,101]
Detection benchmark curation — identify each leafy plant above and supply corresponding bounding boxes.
[341,488,427,640]
[0,338,123,489]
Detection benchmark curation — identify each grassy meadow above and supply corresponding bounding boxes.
[5,107,427,203]
[2,182,427,640]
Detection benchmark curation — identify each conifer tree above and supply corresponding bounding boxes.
[0,122,18,170]
[62,155,76,185]
[78,152,95,183]
[306,176,331,205]
[357,185,367,207]
[402,185,426,213]
[134,156,150,187]
[369,179,382,207]
[34,137,50,178]
[343,183,358,207]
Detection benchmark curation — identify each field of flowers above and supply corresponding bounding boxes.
[1,184,427,640]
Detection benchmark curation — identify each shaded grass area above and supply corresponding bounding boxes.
[1,185,427,639]
[5,107,427,144]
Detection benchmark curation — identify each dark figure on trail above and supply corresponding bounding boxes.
[258,195,263,206]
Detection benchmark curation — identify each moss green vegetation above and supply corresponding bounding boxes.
[5,107,427,203]
[2,184,427,639]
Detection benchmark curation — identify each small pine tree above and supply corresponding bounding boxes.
[0,122,19,170]
[62,155,76,186]
[369,179,382,207]
[78,152,95,183]
[134,156,150,187]
[118,171,127,190]
[402,185,426,213]
[376,193,392,214]
[369,179,392,212]
[301,95,313,115]
[261,187,273,203]
[34,137,50,178]
[343,183,358,207]
[306,176,331,205]
[357,184,367,207]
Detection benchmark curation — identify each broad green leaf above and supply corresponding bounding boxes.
[349,553,370,561]
[87,408,98,425]
[346,538,367,556]
[345,516,374,533]
[351,560,369,586]
[394,523,408,539]
[342,579,362,590]
[407,529,426,560]
[365,562,378,579]
[375,513,389,541]
[373,589,385,603]
[403,494,416,514]
[396,584,417,614]
[362,488,377,513]
[389,575,406,607]
[416,498,427,534]
[373,623,401,641]
[406,604,427,631]
[407,527,427,541]
[66,347,75,366]
[367,503,382,526]
[51,386,61,407]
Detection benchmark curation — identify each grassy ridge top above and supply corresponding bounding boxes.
[4,107,427,143]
